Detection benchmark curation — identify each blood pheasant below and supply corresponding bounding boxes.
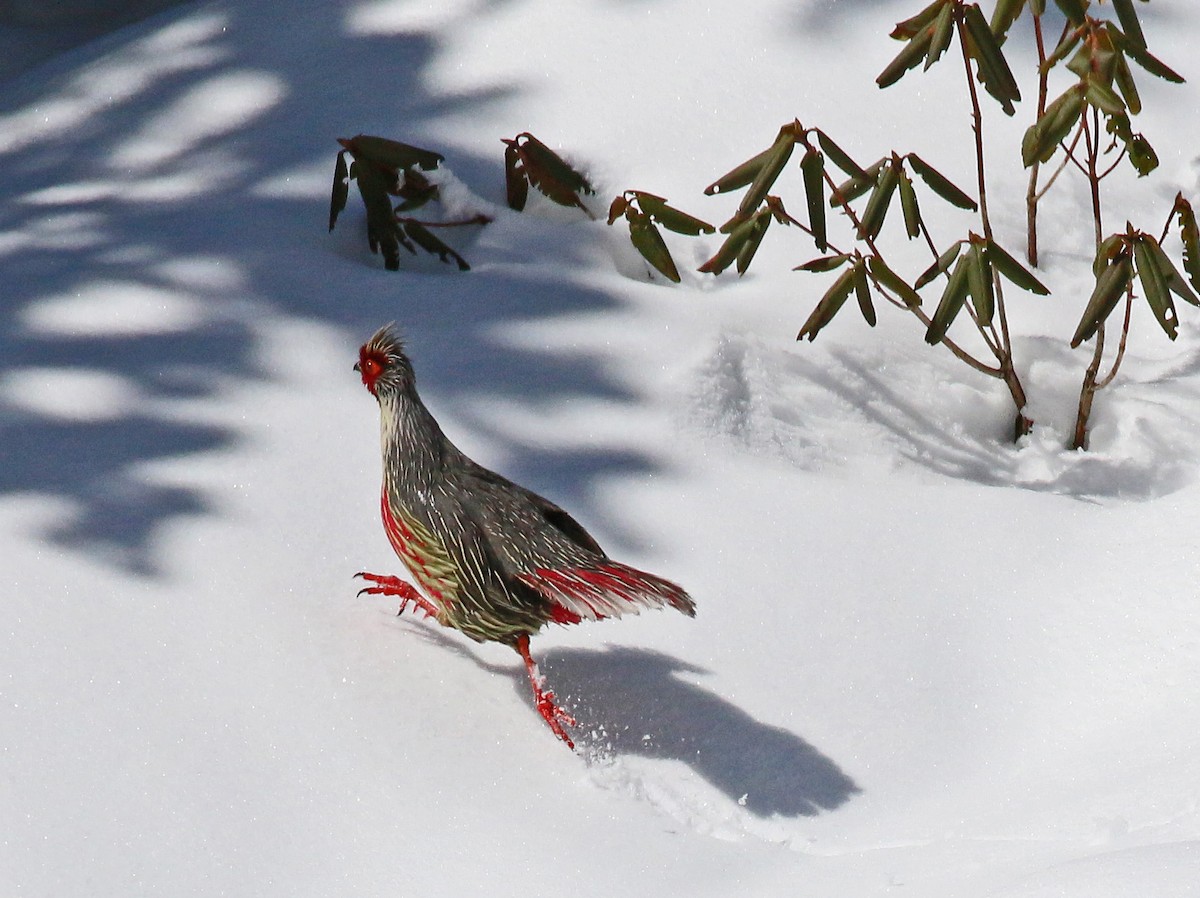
[353,325,695,748]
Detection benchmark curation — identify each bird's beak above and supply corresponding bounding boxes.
[353,362,361,373]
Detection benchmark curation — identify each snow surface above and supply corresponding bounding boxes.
[3,1,1200,896]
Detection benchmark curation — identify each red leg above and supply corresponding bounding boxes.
[355,572,439,619]
[515,634,577,749]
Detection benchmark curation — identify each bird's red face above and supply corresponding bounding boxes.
[355,344,389,395]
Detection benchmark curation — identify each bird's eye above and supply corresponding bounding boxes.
[362,358,381,378]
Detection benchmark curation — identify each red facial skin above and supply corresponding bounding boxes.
[355,346,388,395]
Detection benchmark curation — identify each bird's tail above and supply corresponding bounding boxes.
[519,561,696,624]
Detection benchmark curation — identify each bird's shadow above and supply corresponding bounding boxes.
[400,623,859,819]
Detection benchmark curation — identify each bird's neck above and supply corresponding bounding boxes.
[378,388,451,490]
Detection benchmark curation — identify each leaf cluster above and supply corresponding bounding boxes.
[503,132,596,214]
[608,191,714,282]
[330,135,475,271]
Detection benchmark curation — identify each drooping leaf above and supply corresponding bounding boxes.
[699,215,761,275]
[337,135,444,172]
[607,195,631,225]
[1113,51,1142,115]
[797,265,858,341]
[722,128,796,232]
[1052,0,1087,26]
[962,3,1021,115]
[991,0,1027,43]
[1120,41,1186,84]
[877,26,935,89]
[330,150,349,232]
[858,161,900,241]
[890,0,949,40]
[867,254,923,308]
[704,146,774,197]
[988,238,1050,294]
[800,148,827,252]
[1093,233,1126,278]
[925,1,956,69]
[1133,235,1179,340]
[832,160,885,206]
[628,211,681,283]
[400,219,470,271]
[915,240,964,289]
[854,262,877,326]
[906,154,978,211]
[1144,234,1199,307]
[966,242,995,326]
[925,255,972,344]
[353,157,406,270]
[1175,194,1200,293]
[898,168,922,239]
[515,132,594,196]
[815,130,869,181]
[1021,84,1085,167]
[1112,0,1146,49]
[504,140,529,211]
[736,211,772,274]
[1106,113,1159,177]
[634,192,715,235]
[1045,26,1083,69]
[1071,252,1133,347]
[1084,79,1126,116]
[795,253,851,273]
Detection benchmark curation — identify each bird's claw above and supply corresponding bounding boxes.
[534,687,577,750]
[354,571,438,619]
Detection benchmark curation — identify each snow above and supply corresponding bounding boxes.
[2,1,1200,896]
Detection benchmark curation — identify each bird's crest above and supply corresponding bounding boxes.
[356,323,414,396]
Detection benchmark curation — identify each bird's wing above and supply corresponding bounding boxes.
[455,460,695,623]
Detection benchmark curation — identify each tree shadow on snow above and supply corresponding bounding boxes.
[0,1,656,573]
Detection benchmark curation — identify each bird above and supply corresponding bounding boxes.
[353,324,695,748]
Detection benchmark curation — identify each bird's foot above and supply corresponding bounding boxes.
[354,572,438,619]
[515,634,577,750]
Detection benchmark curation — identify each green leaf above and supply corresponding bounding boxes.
[1052,0,1087,26]
[1145,234,1199,307]
[353,157,407,271]
[1071,253,1133,347]
[1045,26,1083,69]
[400,219,470,271]
[854,262,877,326]
[800,149,827,252]
[915,240,964,289]
[925,255,972,344]
[705,145,774,197]
[337,135,444,172]
[1106,113,1159,176]
[1133,235,1179,339]
[514,132,594,198]
[1176,195,1200,293]
[988,238,1050,294]
[991,0,1027,43]
[722,128,796,232]
[832,159,884,206]
[1112,0,1146,49]
[1084,79,1126,116]
[504,141,529,211]
[858,161,900,241]
[699,215,760,275]
[867,255,922,308]
[1113,52,1142,115]
[815,130,869,181]
[962,3,1021,115]
[795,253,851,273]
[877,26,935,89]
[966,242,995,326]
[633,192,715,235]
[628,212,681,283]
[890,0,949,40]
[1114,34,1186,84]
[925,1,956,69]
[329,150,349,232]
[1021,84,1084,167]
[736,212,772,274]
[898,168,922,239]
[906,153,978,211]
[1093,234,1125,278]
[797,265,858,341]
